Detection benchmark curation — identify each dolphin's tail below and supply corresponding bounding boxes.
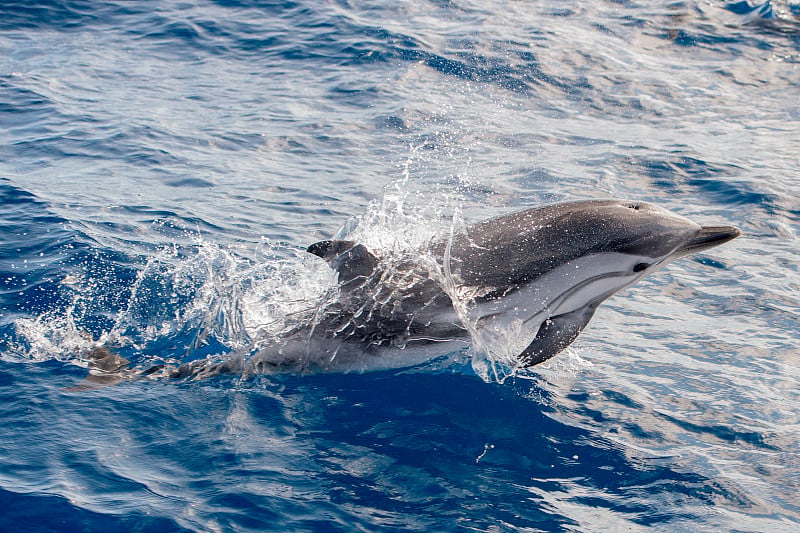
[62,346,137,392]
[63,346,244,392]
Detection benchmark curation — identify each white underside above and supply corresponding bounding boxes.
[247,335,470,374]
[463,252,663,365]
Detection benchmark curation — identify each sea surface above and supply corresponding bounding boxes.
[1,0,799,531]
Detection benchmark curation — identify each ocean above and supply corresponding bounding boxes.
[1,0,799,531]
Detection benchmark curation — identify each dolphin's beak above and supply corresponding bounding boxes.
[678,225,742,255]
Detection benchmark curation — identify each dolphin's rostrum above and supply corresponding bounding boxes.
[70,199,741,387]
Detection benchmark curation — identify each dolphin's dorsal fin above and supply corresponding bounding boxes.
[307,240,378,285]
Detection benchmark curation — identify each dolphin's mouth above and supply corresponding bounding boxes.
[678,225,742,255]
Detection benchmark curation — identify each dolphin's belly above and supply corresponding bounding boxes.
[246,333,470,374]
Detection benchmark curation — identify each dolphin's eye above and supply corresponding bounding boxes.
[627,203,641,210]
[633,262,650,272]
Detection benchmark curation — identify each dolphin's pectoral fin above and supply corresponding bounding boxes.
[307,240,379,286]
[519,304,597,366]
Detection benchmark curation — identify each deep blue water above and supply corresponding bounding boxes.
[2,0,800,531]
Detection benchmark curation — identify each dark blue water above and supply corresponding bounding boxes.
[2,1,800,531]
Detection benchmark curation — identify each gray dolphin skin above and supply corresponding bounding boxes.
[207,198,739,376]
[70,199,741,387]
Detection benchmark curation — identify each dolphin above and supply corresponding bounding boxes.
[179,198,739,376]
[70,199,741,386]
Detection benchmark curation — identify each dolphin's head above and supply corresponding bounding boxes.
[446,199,741,366]
[450,199,741,292]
